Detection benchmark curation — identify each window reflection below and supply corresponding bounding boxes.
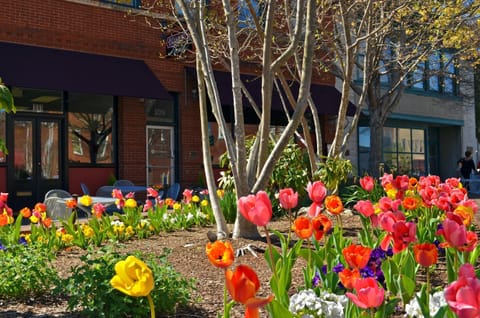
[358,126,426,176]
[68,93,114,164]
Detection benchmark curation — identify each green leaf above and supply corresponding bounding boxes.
[399,274,416,306]
[267,299,293,318]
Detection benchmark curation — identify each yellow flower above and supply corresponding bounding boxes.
[61,233,74,244]
[126,225,135,236]
[125,198,137,209]
[82,225,95,238]
[201,199,209,207]
[110,256,154,297]
[20,233,31,244]
[30,215,39,224]
[192,195,200,203]
[173,202,181,210]
[79,195,93,207]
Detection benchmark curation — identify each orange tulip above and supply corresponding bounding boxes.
[34,202,47,213]
[343,244,372,269]
[292,216,313,239]
[402,196,418,211]
[413,243,438,267]
[65,198,77,209]
[20,207,32,219]
[206,240,234,269]
[42,217,52,228]
[339,268,361,289]
[324,195,344,215]
[311,214,332,241]
[0,213,8,226]
[225,264,273,318]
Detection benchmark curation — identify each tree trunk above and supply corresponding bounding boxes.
[369,115,384,177]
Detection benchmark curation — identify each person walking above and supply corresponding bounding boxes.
[458,150,476,189]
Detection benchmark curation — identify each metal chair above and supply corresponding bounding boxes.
[43,189,73,220]
[44,189,72,200]
[113,180,135,186]
[165,183,180,201]
[80,183,90,195]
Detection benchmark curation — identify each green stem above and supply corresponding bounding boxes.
[426,267,430,311]
[223,273,228,318]
[147,294,155,318]
[264,226,278,283]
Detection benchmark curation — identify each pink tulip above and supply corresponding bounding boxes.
[278,188,298,210]
[307,181,327,204]
[238,191,272,227]
[308,202,322,217]
[353,200,375,217]
[444,263,480,318]
[183,189,193,203]
[346,277,385,309]
[359,176,374,192]
[438,213,468,248]
[143,199,153,212]
[147,187,158,198]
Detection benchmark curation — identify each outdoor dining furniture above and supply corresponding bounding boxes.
[95,185,148,197]
[76,196,117,216]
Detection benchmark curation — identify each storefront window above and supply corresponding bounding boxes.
[68,93,114,164]
[358,126,426,176]
[11,87,62,113]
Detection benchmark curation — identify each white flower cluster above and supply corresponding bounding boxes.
[404,291,447,317]
[289,289,347,318]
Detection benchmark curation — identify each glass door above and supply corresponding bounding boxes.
[8,117,62,211]
[146,125,175,188]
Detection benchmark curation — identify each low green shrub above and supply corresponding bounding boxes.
[0,243,60,300]
[60,245,196,317]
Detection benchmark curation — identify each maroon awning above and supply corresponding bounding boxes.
[187,67,356,116]
[0,41,172,100]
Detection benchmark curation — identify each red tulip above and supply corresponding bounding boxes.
[359,176,374,192]
[311,214,332,241]
[444,264,480,318]
[292,216,312,240]
[346,277,385,309]
[413,243,438,267]
[278,188,298,210]
[391,221,417,253]
[307,181,327,204]
[238,191,272,227]
[225,264,274,318]
[342,244,372,269]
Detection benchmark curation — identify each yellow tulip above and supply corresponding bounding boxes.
[79,195,93,206]
[110,256,154,297]
[125,198,137,209]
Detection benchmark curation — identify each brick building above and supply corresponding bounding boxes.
[0,0,345,210]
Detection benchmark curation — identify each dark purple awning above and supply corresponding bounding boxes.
[0,41,172,100]
[187,67,355,116]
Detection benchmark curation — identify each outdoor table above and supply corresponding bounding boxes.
[96,185,147,197]
[59,196,116,217]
